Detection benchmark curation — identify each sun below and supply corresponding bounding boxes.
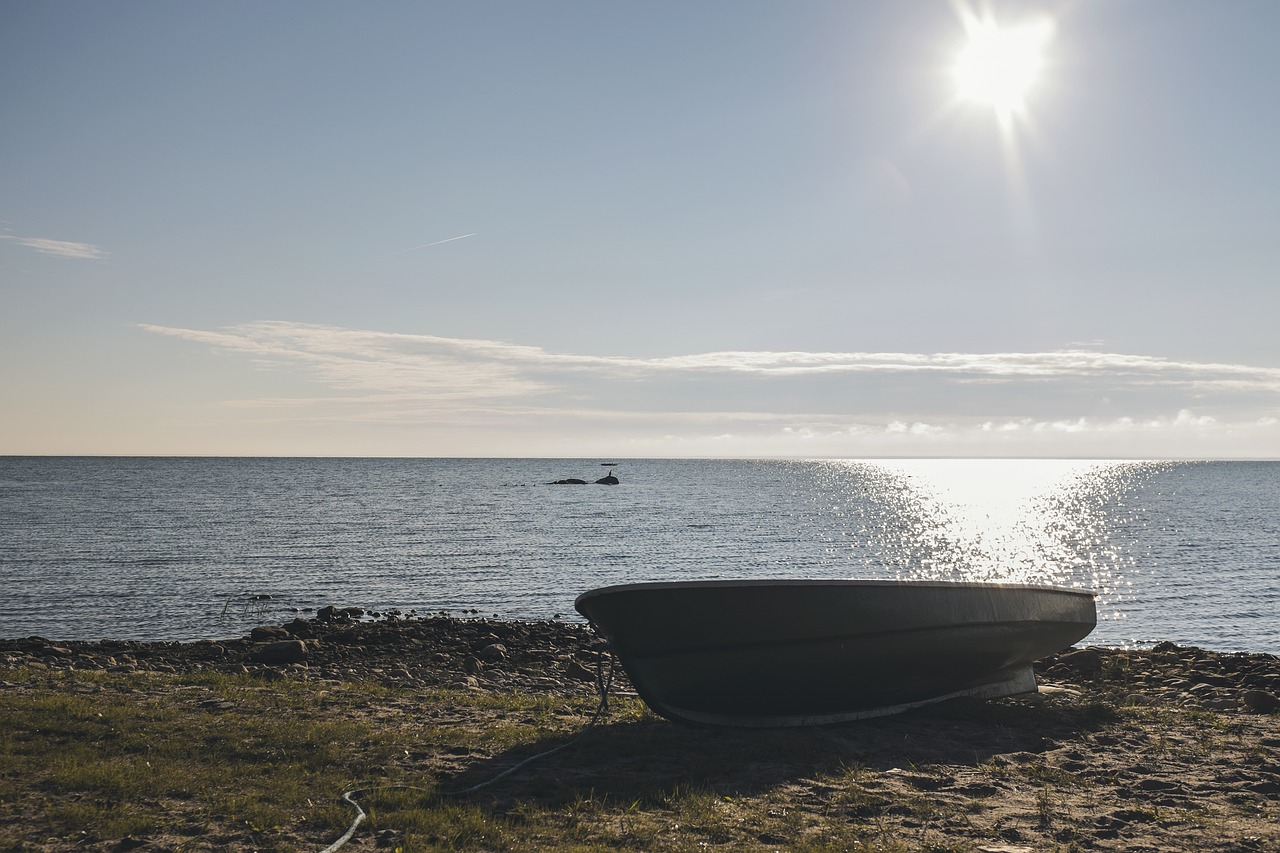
[953,16,1054,123]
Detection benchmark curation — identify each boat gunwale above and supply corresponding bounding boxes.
[574,578,1097,608]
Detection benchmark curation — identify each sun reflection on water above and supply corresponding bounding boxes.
[828,459,1176,625]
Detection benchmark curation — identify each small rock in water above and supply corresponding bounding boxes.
[316,605,361,622]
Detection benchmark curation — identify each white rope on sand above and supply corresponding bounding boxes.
[318,790,364,853]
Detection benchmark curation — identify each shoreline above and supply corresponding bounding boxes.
[3,613,1278,851]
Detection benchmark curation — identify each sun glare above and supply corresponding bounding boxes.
[953,16,1054,122]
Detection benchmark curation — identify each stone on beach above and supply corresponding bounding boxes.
[1056,648,1103,675]
[247,639,308,664]
[476,642,508,662]
[1242,689,1280,713]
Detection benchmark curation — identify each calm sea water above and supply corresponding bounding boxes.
[0,457,1276,652]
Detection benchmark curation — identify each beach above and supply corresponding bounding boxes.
[2,612,1278,851]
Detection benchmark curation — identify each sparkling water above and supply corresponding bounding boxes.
[0,457,1276,652]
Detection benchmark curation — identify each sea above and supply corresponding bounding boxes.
[0,457,1276,653]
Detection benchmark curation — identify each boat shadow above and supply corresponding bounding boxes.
[441,693,1117,807]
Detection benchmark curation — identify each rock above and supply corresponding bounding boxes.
[247,640,308,665]
[565,660,596,682]
[330,627,362,644]
[284,618,314,637]
[476,643,508,662]
[1242,689,1280,713]
[1058,648,1103,675]
[250,625,288,641]
[1037,684,1081,698]
[316,605,359,622]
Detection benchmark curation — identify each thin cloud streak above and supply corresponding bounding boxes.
[139,322,548,401]
[391,233,477,253]
[1,235,109,259]
[139,321,1280,393]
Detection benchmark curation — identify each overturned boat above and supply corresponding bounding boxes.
[575,579,1096,726]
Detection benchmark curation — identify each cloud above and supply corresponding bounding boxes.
[1,235,109,259]
[140,320,1280,391]
[135,321,1280,455]
[138,322,548,402]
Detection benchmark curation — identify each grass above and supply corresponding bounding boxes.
[0,667,623,850]
[0,664,991,851]
[2,667,846,851]
[3,661,1277,851]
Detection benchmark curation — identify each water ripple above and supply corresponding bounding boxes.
[0,457,1276,651]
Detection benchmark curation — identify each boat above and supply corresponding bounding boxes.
[574,579,1096,726]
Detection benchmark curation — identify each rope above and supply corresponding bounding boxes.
[320,641,616,852]
[318,790,365,853]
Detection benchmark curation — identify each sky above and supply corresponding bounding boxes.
[2,0,1278,458]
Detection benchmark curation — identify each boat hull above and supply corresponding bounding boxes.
[574,580,1096,726]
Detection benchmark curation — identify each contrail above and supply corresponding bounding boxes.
[393,233,477,254]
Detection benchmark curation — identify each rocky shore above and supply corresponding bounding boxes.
[3,611,1278,716]
[3,612,1279,851]
[1,609,615,697]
